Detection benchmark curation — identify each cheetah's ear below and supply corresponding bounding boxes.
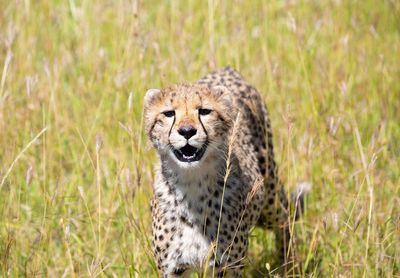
[144,88,161,108]
[211,85,233,106]
[210,85,237,121]
[211,85,229,97]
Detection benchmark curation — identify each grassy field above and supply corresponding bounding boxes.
[1,0,399,276]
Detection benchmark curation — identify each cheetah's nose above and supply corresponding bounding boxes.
[178,125,197,139]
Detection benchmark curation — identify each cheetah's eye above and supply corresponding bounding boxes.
[162,110,175,117]
[199,108,212,116]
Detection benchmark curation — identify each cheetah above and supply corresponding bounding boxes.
[144,67,297,277]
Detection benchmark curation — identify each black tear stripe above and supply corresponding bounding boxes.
[198,111,208,138]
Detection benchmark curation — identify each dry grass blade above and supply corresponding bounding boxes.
[0,127,48,192]
[212,111,241,277]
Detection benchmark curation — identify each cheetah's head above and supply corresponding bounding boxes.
[144,84,236,169]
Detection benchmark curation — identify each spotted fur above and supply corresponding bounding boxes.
[144,67,291,277]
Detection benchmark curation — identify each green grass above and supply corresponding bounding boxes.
[1,0,399,276]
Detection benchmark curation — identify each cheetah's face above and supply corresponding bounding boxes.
[144,84,235,168]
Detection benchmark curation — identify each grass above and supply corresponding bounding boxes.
[0,0,399,276]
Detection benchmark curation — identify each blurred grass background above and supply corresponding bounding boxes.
[0,0,399,276]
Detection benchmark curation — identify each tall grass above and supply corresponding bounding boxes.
[0,0,399,276]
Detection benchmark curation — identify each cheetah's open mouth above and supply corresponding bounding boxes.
[173,144,207,163]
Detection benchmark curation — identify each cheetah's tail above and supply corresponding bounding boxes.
[290,182,312,220]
